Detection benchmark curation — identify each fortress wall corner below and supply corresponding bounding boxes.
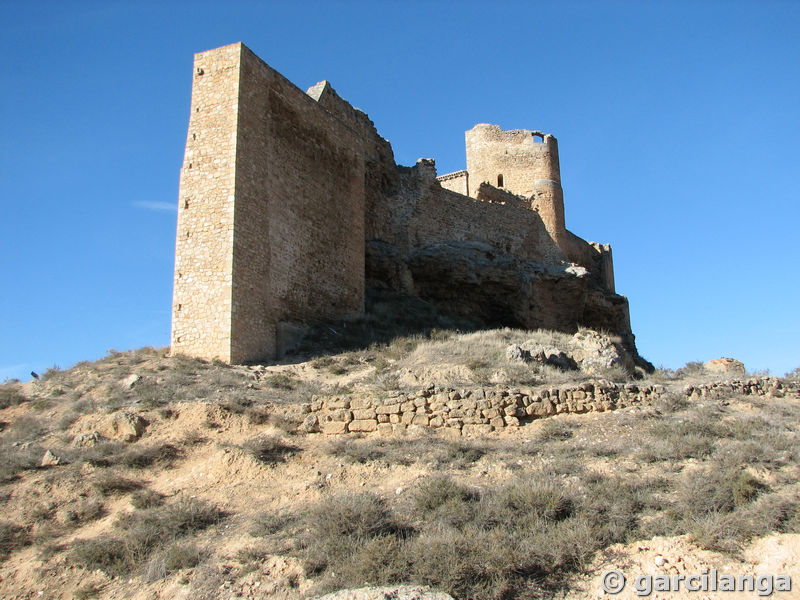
[436,170,469,196]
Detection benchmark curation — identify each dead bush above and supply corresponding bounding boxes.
[0,521,30,559]
[242,435,299,464]
[130,489,165,510]
[72,496,221,576]
[91,472,143,496]
[0,382,28,409]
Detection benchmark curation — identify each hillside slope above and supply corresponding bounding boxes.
[0,331,798,600]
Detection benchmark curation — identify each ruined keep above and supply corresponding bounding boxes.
[171,43,640,364]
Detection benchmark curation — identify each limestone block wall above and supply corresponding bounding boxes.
[231,46,365,362]
[465,124,560,197]
[172,43,366,364]
[302,377,788,436]
[466,124,567,250]
[171,44,241,361]
[366,163,558,264]
[436,170,469,196]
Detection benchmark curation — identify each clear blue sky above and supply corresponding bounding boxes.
[1,0,798,381]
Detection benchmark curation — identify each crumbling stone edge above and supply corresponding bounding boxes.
[297,377,795,436]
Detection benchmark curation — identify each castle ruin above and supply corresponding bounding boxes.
[171,43,639,364]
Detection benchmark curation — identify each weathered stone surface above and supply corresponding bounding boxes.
[71,431,101,447]
[348,419,378,433]
[109,411,147,442]
[40,450,62,467]
[320,421,347,435]
[299,413,319,433]
[704,358,746,375]
[352,408,376,420]
[120,373,141,389]
[325,398,350,410]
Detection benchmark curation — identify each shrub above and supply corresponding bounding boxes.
[0,383,28,409]
[130,489,164,510]
[70,536,129,576]
[120,443,183,469]
[0,521,30,559]
[262,373,298,390]
[242,435,299,464]
[248,510,296,537]
[73,583,104,600]
[313,493,402,542]
[536,418,576,442]
[144,542,202,581]
[73,497,221,576]
[91,472,142,496]
[413,475,479,513]
[61,499,104,525]
[0,442,42,482]
[434,441,487,468]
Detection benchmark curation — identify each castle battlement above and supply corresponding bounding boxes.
[171,43,636,364]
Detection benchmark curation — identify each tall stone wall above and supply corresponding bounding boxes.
[171,44,240,362]
[366,161,555,263]
[172,43,366,363]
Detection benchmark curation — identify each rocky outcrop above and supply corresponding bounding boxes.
[704,358,746,375]
[107,411,147,442]
[367,240,643,362]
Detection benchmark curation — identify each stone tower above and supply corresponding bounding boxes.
[171,43,366,363]
[465,124,567,250]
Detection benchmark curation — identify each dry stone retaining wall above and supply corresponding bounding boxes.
[302,377,791,436]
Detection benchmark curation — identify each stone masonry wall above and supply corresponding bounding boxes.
[172,43,366,363]
[465,124,560,198]
[436,170,469,196]
[171,44,240,361]
[172,43,634,366]
[231,46,365,362]
[366,162,557,264]
[302,377,789,436]
[465,124,567,251]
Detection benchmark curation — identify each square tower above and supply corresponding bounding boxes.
[171,43,366,363]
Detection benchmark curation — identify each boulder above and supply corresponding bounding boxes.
[40,450,62,467]
[299,413,320,433]
[530,347,578,371]
[119,373,141,389]
[71,431,102,447]
[704,358,746,375]
[109,411,147,441]
[506,344,532,363]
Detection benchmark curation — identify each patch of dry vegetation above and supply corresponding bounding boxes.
[70,496,221,577]
[0,337,798,599]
